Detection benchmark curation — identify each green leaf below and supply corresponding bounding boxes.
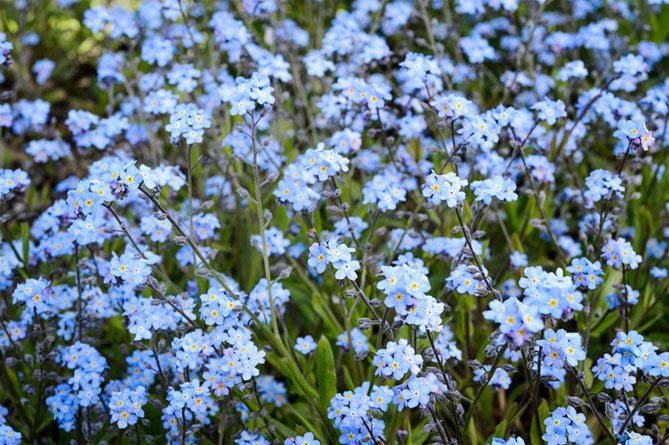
[315,336,337,412]
[21,222,30,270]
[411,417,431,445]
[309,293,341,335]
[36,412,53,434]
[510,233,523,252]
[26,185,35,207]
[271,419,297,440]
[265,354,319,400]
[538,399,549,424]
[283,357,319,400]
[530,399,549,444]
[493,419,508,439]
[530,415,541,443]
[637,312,663,332]
[285,403,325,444]
[592,311,618,337]
[343,366,355,390]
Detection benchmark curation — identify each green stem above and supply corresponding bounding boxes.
[249,115,282,339]
[617,378,663,435]
[573,369,616,442]
[462,343,508,439]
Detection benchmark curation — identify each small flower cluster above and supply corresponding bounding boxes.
[520,267,584,320]
[47,342,108,431]
[26,139,71,163]
[491,438,525,445]
[377,264,444,331]
[537,329,587,368]
[374,338,423,380]
[474,364,512,390]
[274,143,350,212]
[614,119,655,151]
[601,238,642,269]
[0,405,20,445]
[566,257,604,290]
[584,169,624,208]
[483,297,542,347]
[12,277,52,313]
[363,168,414,212]
[471,175,518,204]
[336,328,369,355]
[65,110,130,150]
[593,331,668,390]
[328,383,390,445]
[542,406,593,445]
[223,73,275,116]
[0,34,12,69]
[422,170,468,207]
[0,168,30,199]
[284,432,320,445]
[166,103,212,144]
[308,239,360,281]
[446,263,489,296]
[167,379,213,416]
[531,98,567,125]
[394,372,446,411]
[109,386,147,428]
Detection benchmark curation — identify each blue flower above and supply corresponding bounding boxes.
[295,335,317,354]
[531,98,567,125]
[284,432,320,445]
[422,171,468,207]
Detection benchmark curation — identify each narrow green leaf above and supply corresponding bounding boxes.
[271,418,297,440]
[26,185,35,207]
[531,399,549,444]
[285,403,325,444]
[21,222,30,269]
[315,336,337,412]
[343,366,355,390]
